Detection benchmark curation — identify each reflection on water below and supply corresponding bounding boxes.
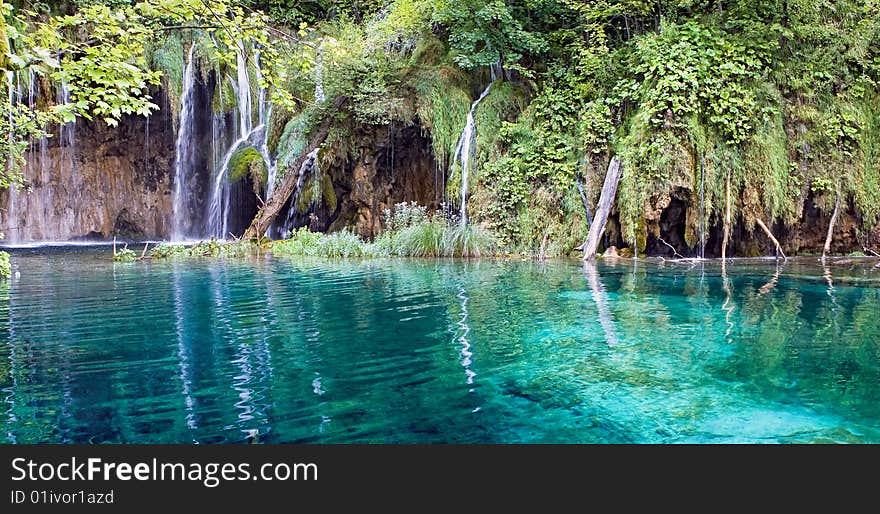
[583,260,618,347]
[1,248,880,443]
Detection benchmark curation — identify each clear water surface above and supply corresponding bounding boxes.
[2,246,879,443]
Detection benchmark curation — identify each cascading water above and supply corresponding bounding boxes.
[4,71,16,242]
[4,66,88,243]
[206,42,276,239]
[281,148,320,236]
[451,81,493,226]
[235,49,253,135]
[171,45,198,241]
[254,51,277,203]
[276,43,328,237]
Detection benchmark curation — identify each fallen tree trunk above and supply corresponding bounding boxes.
[243,96,347,240]
[755,218,786,260]
[581,156,622,261]
[822,189,841,262]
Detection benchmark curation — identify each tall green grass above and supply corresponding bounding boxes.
[271,202,496,258]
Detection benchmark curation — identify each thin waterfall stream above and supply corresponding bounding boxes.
[171,44,198,241]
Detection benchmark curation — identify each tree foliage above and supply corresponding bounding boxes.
[2,0,879,254]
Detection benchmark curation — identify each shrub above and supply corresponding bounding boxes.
[113,247,138,262]
[0,251,10,278]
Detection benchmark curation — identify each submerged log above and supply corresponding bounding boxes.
[243,96,347,240]
[822,189,841,262]
[755,218,787,260]
[581,156,622,261]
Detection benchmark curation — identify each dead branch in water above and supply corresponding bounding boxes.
[755,218,786,260]
[657,237,684,259]
[822,189,841,262]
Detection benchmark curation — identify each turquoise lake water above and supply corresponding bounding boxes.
[1,246,879,443]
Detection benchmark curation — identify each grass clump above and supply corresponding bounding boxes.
[150,240,261,259]
[113,247,138,262]
[272,202,496,259]
[271,228,380,258]
[0,251,10,278]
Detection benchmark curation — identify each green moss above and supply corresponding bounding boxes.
[149,34,185,121]
[227,147,267,185]
[276,109,316,172]
[322,174,337,212]
[409,36,447,67]
[412,65,471,172]
[267,105,293,155]
[474,81,527,153]
[853,95,880,228]
[211,72,236,114]
[742,107,797,226]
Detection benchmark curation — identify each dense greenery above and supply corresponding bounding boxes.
[3,0,879,256]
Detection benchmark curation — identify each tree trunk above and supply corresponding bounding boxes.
[755,218,786,260]
[822,189,841,261]
[581,156,622,261]
[721,171,731,260]
[243,96,346,240]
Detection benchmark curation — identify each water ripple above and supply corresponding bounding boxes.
[1,249,879,443]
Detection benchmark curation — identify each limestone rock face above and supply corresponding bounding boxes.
[327,124,439,239]
[1,105,175,243]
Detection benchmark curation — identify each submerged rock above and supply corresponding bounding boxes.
[602,246,619,258]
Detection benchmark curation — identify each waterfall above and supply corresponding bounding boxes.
[5,67,83,243]
[171,45,198,241]
[281,148,320,236]
[254,51,277,203]
[451,82,493,226]
[235,48,252,135]
[699,155,705,259]
[207,126,265,238]
[58,81,75,150]
[206,43,276,239]
[4,71,15,242]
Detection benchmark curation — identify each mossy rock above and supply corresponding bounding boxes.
[211,77,236,114]
[267,106,294,155]
[227,146,268,185]
[295,173,336,213]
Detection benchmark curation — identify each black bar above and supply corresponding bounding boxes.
[1,444,875,510]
